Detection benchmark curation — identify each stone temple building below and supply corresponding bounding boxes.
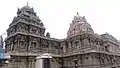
[2,4,120,68]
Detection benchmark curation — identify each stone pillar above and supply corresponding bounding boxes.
[36,57,43,68]
[63,44,66,53]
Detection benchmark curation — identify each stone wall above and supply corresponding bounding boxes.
[61,53,120,68]
[5,34,61,55]
[6,56,35,68]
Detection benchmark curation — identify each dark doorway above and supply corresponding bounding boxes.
[43,58,51,68]
[74,60,78,68]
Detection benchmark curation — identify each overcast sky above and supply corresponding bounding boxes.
[0,0,120,40]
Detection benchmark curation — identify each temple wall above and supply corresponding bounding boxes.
[62,53,120,68]
[6,56,35,68]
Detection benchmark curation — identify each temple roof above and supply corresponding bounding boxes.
[74,12,82,20]
[21,5,34,11]
[101,33,120,44]
[72,12,87,23]
[17,2,34,14]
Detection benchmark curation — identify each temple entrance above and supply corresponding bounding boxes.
[43,58,51,68]
[36,53,52,68]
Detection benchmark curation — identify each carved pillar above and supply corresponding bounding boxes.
[96,41,100,51]
[92,40,97,49]
[81,39,84,49]
[68,42,71,49]
[18,41,20,52]
[62,44,66,53]
[89,39,93,48]
[78,40,81,49]
[11,42,14,51]
[28,57,35,68]
[84,39,90,48]
[28,36,31,52]
[48,41,51,50]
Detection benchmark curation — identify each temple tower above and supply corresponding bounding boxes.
[5,4,46,53]
[67,12,94,38]
[5,4,46,68]
[5,3,61,68]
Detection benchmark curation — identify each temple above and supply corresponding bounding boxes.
[1,4,120,68]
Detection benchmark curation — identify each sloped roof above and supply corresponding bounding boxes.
[101,33,120,44]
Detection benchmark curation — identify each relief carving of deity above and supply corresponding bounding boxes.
[30,27,38,35]
[17,23,22,32]
[19,36,26,51]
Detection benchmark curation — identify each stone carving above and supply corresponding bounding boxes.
[19,36,27,51]
[83,39,89,47]
[7,27,15,36]
[40,22,44,27]
[30,26,38,35]
[72,40,80,50]
[46,32,50,38]
[82,16,87,23]
[41,29,45,36]
[16,23,28,33]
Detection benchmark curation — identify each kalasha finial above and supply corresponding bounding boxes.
[77,12,79,15]
[27,2,28,6]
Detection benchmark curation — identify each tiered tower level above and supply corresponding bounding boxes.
[5,5,61,53]
[4,4,120,68]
